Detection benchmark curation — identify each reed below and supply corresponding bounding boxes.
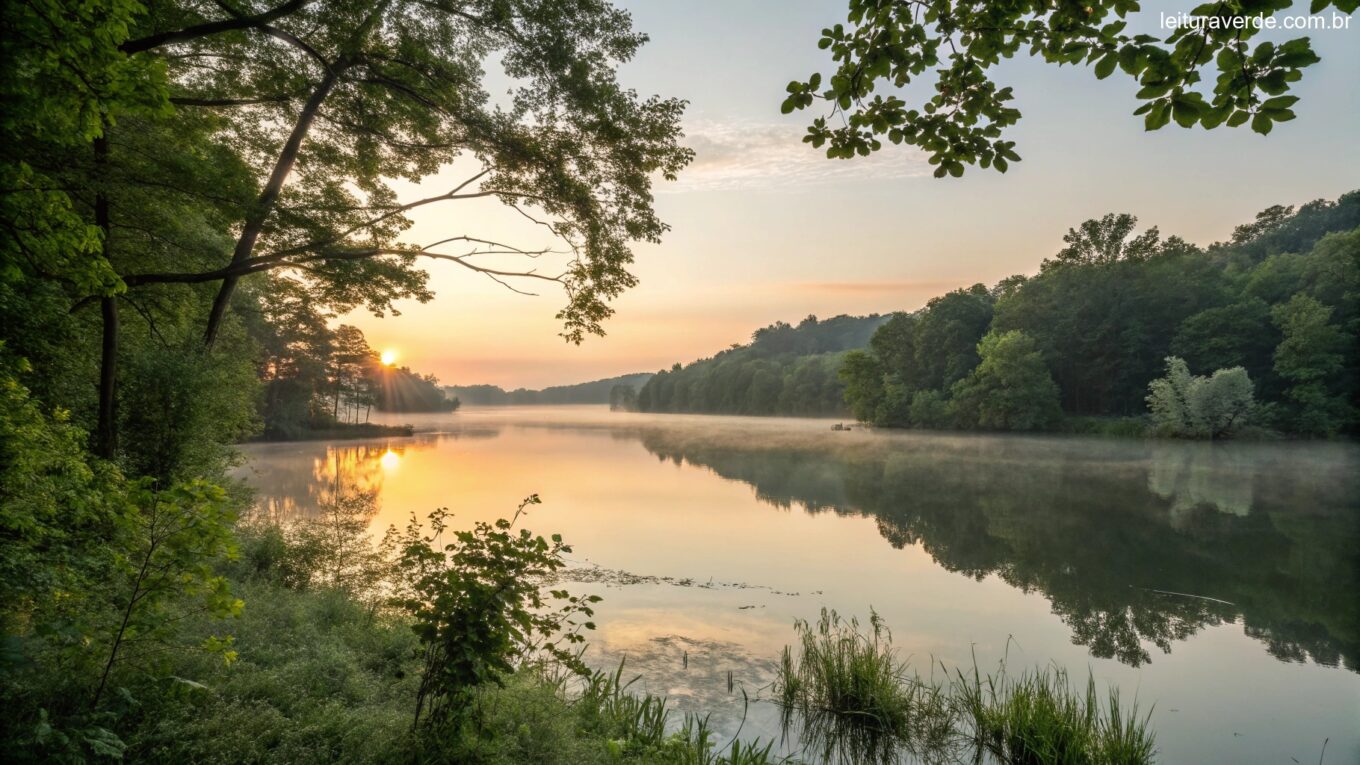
[775,609,1156,764]
[775,608,957,764]
[572,659,791,764]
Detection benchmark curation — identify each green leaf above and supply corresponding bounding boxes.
[1136,83,1171,99]
[1144,101,1171,130]
[1094,54,1118,80]
[1261,95,1299,111]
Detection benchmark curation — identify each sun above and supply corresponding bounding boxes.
[380,349,398,366]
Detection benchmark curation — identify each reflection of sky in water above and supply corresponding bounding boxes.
[235,406,1360,764]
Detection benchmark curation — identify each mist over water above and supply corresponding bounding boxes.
[236,406,1360,764]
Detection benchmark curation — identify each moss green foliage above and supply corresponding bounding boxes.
[842,196,1360,437]
[1146,357,1255,439]
[638,314,888,416]
[950,331,1061,431]
[776,609,1155,765]
[82,518,789,765]
[785,0,1338,175]
[1271,293,1356,435]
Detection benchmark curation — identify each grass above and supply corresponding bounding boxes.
[112,524,1154,765]
[776,609,955,764]
[775,609,1156,765]
[118,567,795,764]
[954,663,1156,765]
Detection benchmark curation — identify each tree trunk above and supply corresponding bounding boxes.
[203,67,344,348]
[94,132,118,459]
[97,297,119,458]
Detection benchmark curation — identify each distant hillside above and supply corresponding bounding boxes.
[447,372,653,406]
[637,314,889,416]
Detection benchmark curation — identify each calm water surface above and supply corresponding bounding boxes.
[236,406,1360,763]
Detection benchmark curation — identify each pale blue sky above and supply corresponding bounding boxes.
[353,0,1360,388]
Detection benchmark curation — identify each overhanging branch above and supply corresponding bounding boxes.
[121,0,314,54]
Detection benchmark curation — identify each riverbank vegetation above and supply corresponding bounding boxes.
[843,198,1357,437]
[775,609,1156,765]
[636,196,1357,437]
[3,489,793,764]
[637,315,889,416]
[257,321,458,441]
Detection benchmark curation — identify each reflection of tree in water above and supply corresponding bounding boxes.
[636,428,1359,672]
[244,430,499,520]
[249,442,393,520]
[1147,443,1255,524]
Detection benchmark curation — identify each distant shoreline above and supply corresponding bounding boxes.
[247,422,415,443]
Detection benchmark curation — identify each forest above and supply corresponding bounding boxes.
[638,196,1358,437]
[843,195,1358,436]
[636,314,889,416]
[448,372,652,407]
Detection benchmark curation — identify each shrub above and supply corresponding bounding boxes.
[388,496,601,729]
[1146,357,1255,438]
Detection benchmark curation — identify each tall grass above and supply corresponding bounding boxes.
[775,609,1156,764]
[776,609,956,764]
[954,662,1155,764]
[536,659,791,765]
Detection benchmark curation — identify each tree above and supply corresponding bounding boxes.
[783,0,1341,176]
[637,315,886,417]
[327,325,377,423]
[910,284,993,390]
[608,383,638,411]
[8,0,692,455]
[1146,357,1255,439]
[950,331,1061,431]
[1271,294,1353,434]
[113,0,692,347]
[1048,214,1167,267]
[1171,299,1277,389]
[907,389,951,429]
[992,219,1222,415]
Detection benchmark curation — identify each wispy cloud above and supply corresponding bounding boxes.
[665,119,930,192]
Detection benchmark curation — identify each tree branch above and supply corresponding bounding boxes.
[121,0,314,54]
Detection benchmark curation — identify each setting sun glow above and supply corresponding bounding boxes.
[380,349,398,366]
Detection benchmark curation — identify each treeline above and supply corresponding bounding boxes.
[843,194,1358,435]
[254,308,458,441]
[637,314,889,416]
[447,372,652,406]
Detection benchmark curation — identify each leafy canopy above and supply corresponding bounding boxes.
[784,0,1348,176]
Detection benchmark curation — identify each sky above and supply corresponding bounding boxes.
[345,0,1360,390]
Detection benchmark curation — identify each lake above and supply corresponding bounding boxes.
[236,406,1360,763]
